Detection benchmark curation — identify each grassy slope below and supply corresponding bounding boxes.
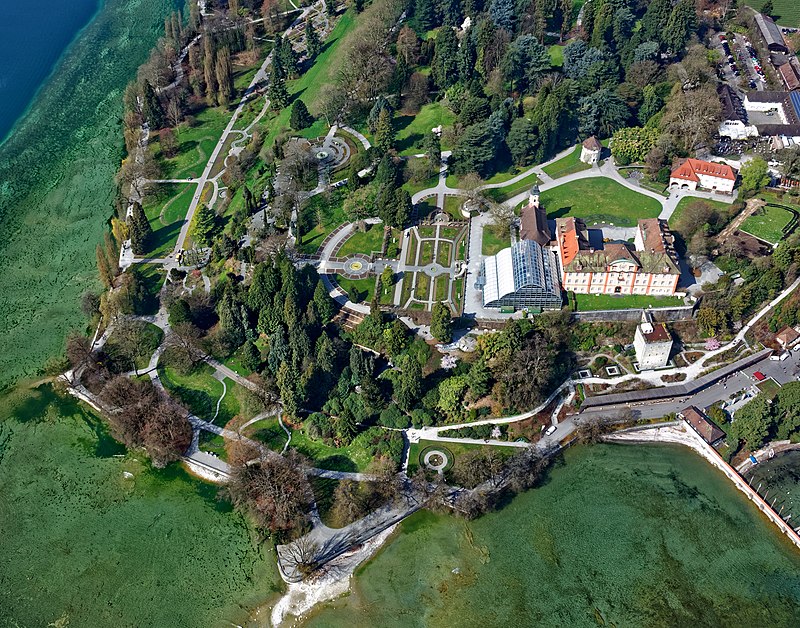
[575,293,684,311]
[541,146,591,178]
[740,205,794,244]
[0,0,182,388]
[668,196,734,228]
[395,102,455,156]
[541,178,661,227]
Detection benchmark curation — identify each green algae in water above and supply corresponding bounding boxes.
[747,450,800,516]
[0,0,183,388]
[307,444,800,627]
[0,385,283,626]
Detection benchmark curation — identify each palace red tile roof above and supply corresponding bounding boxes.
[681,406,726,445]
[671,158,737,183]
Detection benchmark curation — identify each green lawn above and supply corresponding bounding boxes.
[443,195,465,220]
[772,0,800,27]
[541,177,662,227]
[434,275,450,302]
[159,363,240,426]
[337,223,385,257]
[740,205,794,245]
[436,240,452,265]
[151,106,231,179]
[484,171,541,203]
[140,183,195,257]
[482,223,509,256]
[297,188,348,254]
[549,44,565,67]
[541,146,592,179]
[395,102,456,156]
[668,196,734,229]
[335,274,375,303]
[407,439,514,476]
[247,417,289,451]
[402,172,440,196]
[757,378,782,400]
[574,293,685,311]
[413,272,431,302]
[289,429,373,472]
[260,11,357,151]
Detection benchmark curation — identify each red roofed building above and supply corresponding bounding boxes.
[679,406,726,446]
[669,158,737,194]
[554,217,680,296]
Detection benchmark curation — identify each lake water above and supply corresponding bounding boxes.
[308,443,800,627]
[0,0,100,143]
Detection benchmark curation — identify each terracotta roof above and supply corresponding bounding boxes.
[519,202,551,247]
[670,158,737,183]
[681,406,726,445]
[582,136,603,151]
[555,217,584,266]
[778,63,800,91]
[776,326,800,347]
[603,242,636,264]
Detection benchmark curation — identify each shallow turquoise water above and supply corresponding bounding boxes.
[0,0,100,143]
[308,444,800,627]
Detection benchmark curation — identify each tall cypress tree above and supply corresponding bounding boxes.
[191,204,218,247]
[128,202,152,255]
[268,64,289,109]
[142,81,164,129]
[305,20,321,60]
[215,47,233,106]
[290,99,314,129]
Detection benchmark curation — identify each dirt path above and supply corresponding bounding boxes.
[718,197,765,241]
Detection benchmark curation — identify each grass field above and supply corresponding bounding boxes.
[335,274,375,303]
[574,293,685,311]
[443,195,465,220]
[297,189,348,254]
[773,0,800,27]
[260,11,357,150]
[541,146,592,179]
[337,223,385,257]
[482,223,509,256]
[290,429,373,472]
[151,106,231,179]
[740,205,794,244]
[484,171,541,203]
[406,439,514,476]
[159,363,240,426]
[541,177,661,227]
[396,102,456,156]
[669,196,734,229]
[140,183,195,257]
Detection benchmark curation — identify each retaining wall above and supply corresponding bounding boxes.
[572,305,696,323]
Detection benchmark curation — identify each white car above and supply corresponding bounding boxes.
[545,425,557,436]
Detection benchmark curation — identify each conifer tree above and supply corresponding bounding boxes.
[96,244,114,288]
[305,20,321,60]
[128,202,152,255]
[374,108,396,152]
[142,81,164,129]
[203,38,217,105]
[290,99,314,129]
[215,47,233,106]
[431,301,453,343]
[191,204,217,246]
[268,64,289,109]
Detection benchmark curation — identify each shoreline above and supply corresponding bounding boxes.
[0,0,104,148]
[268,523,399,626]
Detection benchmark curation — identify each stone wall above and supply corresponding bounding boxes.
[572,305,696,323]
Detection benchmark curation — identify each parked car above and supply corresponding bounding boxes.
[545,425,557,436]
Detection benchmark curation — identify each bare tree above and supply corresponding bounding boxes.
[281,536,320,580]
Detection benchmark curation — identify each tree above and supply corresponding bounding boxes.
[502,35,550,93]
[728,397,773,450]
[96,244,114,288]
[437,375,469,422]
[141,398,193,467]
[142,80,164,128]
[215,47,233,106]
[159,127,178,157]
[290,99,314,130]
[696,306,729,337]
[241,339,262,373]
[414,0,437,31]
[578,89,629,138]
[227,453,313,534]
[267,64,289,109]
[191,204,218,247]
[489,0,514,32]
[432,28,459,90]
[128,202,152,255]
[740,157,771,193]
[662,84,721,152]
[611,126,660,164]
[507,117,539,166]
[373,108,396,152]
[761,0,774,16]
[663,0,697,55]
[305,20,321,60]
[430,301,453,343]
